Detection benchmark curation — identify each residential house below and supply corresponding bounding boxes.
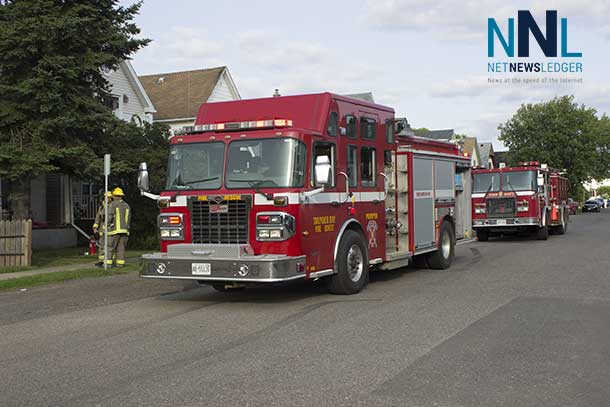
[416,130,482,168]
[3,61,156,249]
[479,142,495,169]
[417,129,455,141]
[494,150,509,167]
[461,136,482,168]
[139,66,241,133]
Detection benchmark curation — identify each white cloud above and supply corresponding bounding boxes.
[363,0,610,41]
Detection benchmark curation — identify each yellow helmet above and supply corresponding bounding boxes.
[112,187,125,197]
[104,191,113,198]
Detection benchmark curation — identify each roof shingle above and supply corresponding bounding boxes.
[139,67,225,121]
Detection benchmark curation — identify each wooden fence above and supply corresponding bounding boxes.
[0,220,32,267]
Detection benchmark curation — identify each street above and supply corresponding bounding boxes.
[1,211,609,407]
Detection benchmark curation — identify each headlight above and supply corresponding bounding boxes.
[159,214,183,226]
[159,213,184,240]
[256,212,296,241]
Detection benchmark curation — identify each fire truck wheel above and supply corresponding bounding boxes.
[476,229,489,242]
[426,222,455,270]
[536,215,549,240]
[326,230,369,295]
[411,255,429,269]
[556,210,568,235]
[210,283,246,292]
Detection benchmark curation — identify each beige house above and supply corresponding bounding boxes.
[139,66,241,133]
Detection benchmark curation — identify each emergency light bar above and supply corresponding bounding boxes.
[176,119,293,135]
[518,161,540,166]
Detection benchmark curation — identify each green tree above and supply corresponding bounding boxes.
[95,121,170,249]
[499,96,610,195]
[0,0,149,218]
[597,186,610,199]
[412,127,430,137]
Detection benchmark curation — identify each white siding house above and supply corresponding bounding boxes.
[104,61,156,125]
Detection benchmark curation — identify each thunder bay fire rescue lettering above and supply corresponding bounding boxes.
[313,216,335,233]
[488,10,583,73]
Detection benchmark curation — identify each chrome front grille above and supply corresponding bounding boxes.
[486,197,516,218]
[190,197,251,244]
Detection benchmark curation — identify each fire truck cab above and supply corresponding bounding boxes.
[137,93,470,294]
[472,162,569,241]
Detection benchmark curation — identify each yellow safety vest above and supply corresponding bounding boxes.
[108,200,131,236]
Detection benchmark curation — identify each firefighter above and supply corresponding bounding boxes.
[106,187,131,267]
[93,191,113,267]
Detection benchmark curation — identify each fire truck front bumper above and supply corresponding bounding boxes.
[140,252,310,283]
[473,217,540,227]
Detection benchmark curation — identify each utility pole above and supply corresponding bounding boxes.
[104,154,111,271]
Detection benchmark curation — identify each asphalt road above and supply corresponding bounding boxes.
[1,210,609,407]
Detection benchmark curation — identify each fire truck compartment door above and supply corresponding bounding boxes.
[413,158,435,250]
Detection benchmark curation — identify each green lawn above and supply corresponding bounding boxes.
[0,264,135,291]
[0,248,149,274]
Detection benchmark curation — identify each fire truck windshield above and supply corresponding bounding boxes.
[226,138,306,188]
[501,171,536,191]
[473,173,500,193]
[166,142,225,190]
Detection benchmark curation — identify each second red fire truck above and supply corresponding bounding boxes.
[137,93,471,294]
[471,162,569,241]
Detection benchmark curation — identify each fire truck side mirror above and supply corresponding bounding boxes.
[138,162,150,192]
[315,156,331,185]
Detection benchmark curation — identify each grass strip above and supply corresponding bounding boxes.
[0,265,136,291]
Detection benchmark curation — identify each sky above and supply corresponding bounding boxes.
[125,0,610,149]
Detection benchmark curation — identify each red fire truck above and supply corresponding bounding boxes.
[137,93,471,294]
[471,162,569,241]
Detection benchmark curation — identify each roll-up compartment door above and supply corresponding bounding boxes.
[413,158,435,250]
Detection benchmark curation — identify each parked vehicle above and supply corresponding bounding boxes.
[471,162,569,241]
[595,198,606,208]
[136,92,472,294]
[567,198,578,215]
[582,200,601,212]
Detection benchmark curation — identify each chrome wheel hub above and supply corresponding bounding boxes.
[347,244,363,282]
[441,231,451,259]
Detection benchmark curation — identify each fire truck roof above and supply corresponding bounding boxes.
[194,92,394,134]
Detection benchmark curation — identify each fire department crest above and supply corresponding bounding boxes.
[367,220,378,248]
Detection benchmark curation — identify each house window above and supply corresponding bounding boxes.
[327,112,338,136]
[385,119,394,144]
[361,147,376,187]
[347,145,358,187]
[360,117,377,140]
[345,115,357,138]
[103,94,119,111]
[312,142,336,187]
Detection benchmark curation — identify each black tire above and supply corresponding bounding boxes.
[326,230,369,295]
[411,255,429,269]
[476,229,489,242]
[210,283,245,292]
[426,221,455,269]
[555,210,568,235]
[536,214,549,240]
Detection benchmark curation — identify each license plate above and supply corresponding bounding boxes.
[496,219,507,225]
[192,263,211,276]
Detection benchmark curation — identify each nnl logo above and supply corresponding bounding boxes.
[488,10,582,58]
